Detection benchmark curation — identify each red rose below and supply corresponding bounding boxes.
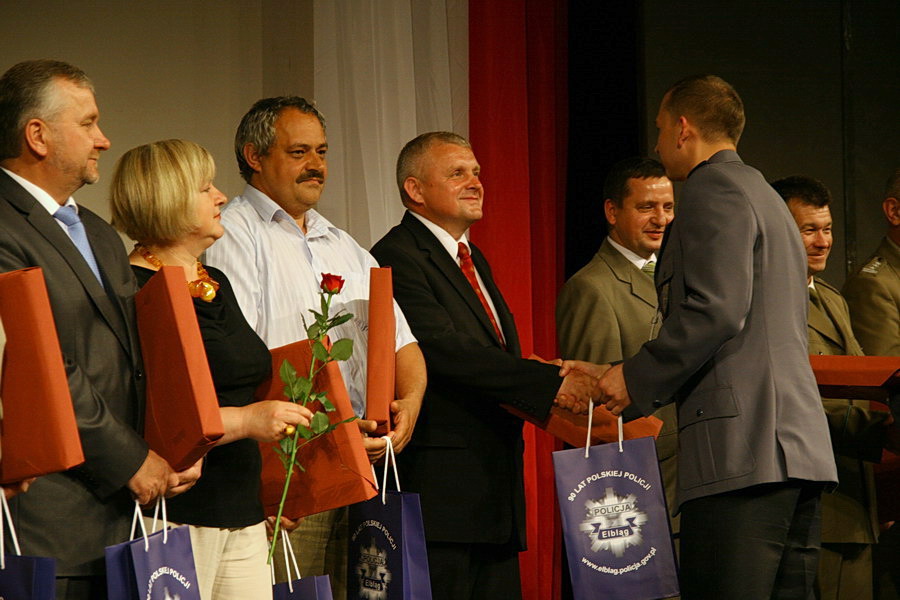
[320,273,345,293]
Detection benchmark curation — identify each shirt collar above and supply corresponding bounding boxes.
[607,236,656,270]
[241,183,338,240]
[1,167,76,215]
[409,211,470,260]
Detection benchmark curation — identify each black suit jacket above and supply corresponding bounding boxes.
[372,212,560,548]
[0,170,147,576]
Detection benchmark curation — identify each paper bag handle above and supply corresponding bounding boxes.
[582,402,624,458]
[270,528,304,592]
[0,491,22,568]
[379,435,401,504]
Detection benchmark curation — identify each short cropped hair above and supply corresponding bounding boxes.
[885,167,900,200]
[396,131,471,206]
[771,175,832,208]
[603,157,667,208]
[0,59,94,160]
[663,75,745,145]
[110,139,215,246]
[234,96,326,183]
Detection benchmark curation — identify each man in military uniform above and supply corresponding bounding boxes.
[843,168,900,356]
[842,167,900,600]
[774,175,890,600]
[556,157,679,542]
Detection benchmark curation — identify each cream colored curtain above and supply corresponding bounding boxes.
[313,0,468,248]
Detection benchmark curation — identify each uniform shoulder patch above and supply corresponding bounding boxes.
[861,256,884,275]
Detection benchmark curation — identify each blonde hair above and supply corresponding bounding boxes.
[110,139,215,246]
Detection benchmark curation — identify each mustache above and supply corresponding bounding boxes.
[296,169,325,183]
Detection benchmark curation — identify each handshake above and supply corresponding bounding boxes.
[551,361,634,418]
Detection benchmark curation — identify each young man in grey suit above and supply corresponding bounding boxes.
[0,60,193,599]
[568,75,839,599]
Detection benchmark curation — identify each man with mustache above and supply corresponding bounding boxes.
[205,97,426,599]
[773,175,895,600]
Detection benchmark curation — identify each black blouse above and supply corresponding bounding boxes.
[133,264,271,528]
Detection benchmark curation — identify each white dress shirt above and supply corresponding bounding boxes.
[408,211,505,342]
[607,236,657,272]
[205,184,416,417]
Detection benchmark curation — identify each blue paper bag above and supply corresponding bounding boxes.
[553,434,679,600]
[347,440,431,600]
[0,554,56,599]
[0,490,56,599]
[272,528,334,599]
[274,575,334,599]
[105,500,202,600]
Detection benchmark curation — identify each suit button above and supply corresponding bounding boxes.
[135,369,144,380]
[696,408,704,417]
[653,400,662,408]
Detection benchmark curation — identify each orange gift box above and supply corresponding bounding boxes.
[0,267,84,483]
[135,267,224,471]
[257,339,377,519]
[366,267,395,436]
[809,355,900,400]
[502,355,663,445]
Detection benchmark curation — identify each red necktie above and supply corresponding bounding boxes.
[457,242,505,348]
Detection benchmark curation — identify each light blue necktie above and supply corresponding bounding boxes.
[54,205,103,286]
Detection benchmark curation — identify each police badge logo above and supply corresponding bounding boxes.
[580,487,648,557]
[354,538,393,600]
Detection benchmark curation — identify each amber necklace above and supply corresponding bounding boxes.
[135,244,219,302]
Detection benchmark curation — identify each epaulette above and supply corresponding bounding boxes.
[861,256,885,275]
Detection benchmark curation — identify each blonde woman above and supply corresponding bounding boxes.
[110,139,312,599]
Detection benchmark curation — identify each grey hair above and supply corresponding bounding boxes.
[0,59,94,160]
[396,131,471,205]
[234,96,326,183]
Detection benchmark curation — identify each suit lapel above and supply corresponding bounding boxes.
[2,174,133,357]
[402,213,510,351]
[600,240,657,308]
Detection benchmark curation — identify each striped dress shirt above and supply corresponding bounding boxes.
[205,185,416,417]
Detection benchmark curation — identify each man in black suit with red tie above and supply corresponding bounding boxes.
[371,132,595,600]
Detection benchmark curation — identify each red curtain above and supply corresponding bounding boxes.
[468,1,568,599]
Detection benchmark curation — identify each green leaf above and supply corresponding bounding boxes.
[329,338,353,362]
[296,424,313,440]
[310,411,331,435]
[312,340,330,363]
[279,359,297,386]
[320,395,335,412]
[291,377,312,401]
[306,322,322,339]
[320,293,329,316]
[328,313,353,328]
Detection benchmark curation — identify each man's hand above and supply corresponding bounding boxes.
[358,419,388,463]
[596,363,632,416]
[166,457,203,498]
[555,368,603,415]
[2,477,36,499]
[559,360,611,380]
[128,449,174,505]
[389,396,421,454]
[266,515,304,539]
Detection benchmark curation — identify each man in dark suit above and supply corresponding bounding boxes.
[371,131,597,600]
[580,75,839,599]
[0,59,188,599]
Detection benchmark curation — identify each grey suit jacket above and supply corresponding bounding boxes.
[0,170,148,576]
[622,150,838,509]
